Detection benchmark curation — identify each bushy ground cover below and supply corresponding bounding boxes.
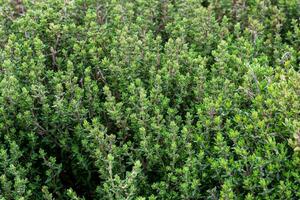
[0,0,299,199]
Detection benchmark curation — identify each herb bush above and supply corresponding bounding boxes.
[0,0,299,199]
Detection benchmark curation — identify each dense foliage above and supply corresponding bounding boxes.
[0,0,299,199]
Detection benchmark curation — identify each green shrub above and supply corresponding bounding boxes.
[0,0,299,199]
